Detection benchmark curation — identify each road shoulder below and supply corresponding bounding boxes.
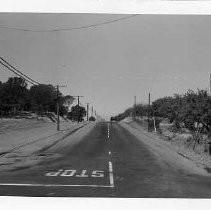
[0,121,94,172]
[120,121,210,177]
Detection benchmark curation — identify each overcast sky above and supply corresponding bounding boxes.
[0,13,210,118]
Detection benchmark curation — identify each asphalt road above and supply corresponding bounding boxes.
[0,121,211,197]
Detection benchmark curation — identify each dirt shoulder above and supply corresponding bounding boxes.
[0,118,85,153]
[120,121,211,177]
[0,118,95,171]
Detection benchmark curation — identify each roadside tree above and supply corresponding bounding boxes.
[0,77,29,115]
[29,84,58,113]
[67,105,86,122]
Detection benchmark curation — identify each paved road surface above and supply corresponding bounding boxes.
[0,122,211,197]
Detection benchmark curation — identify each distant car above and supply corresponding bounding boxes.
[89,116,96,121]
[110,117,116,121]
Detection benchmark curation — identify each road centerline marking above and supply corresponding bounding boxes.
[108,161,114,187]
[107,122,110,139]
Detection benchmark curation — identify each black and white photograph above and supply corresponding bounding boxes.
[0,1,211,209]
[0,12,211,198]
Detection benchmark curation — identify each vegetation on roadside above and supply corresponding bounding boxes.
[113,89,211,133]
[0,77,83,119]
[67,105,86,122]
[112,89,211,152]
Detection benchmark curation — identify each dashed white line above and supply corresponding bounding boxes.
[107,124,114,187]
[108,161,114,187]
[107,122,110,139]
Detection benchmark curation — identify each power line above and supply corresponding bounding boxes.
[0,59,38,85]
[0,14,138,33]
[0,58,38,85]
[0,57,40,85]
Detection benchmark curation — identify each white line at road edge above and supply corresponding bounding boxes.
[0,183,113,188]
[109,161,114,187]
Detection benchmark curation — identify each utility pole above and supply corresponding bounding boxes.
[56,85,67,131]
[209,73,211,95]
[56,85,59,131]
[86,103,89,121]
[95,111,98,121]
[91,106,94,117]
[148,92,151,132]
[134,95,137,119]
[72,96,84,123]
[72,96,84,106]
[209,74,211,155]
